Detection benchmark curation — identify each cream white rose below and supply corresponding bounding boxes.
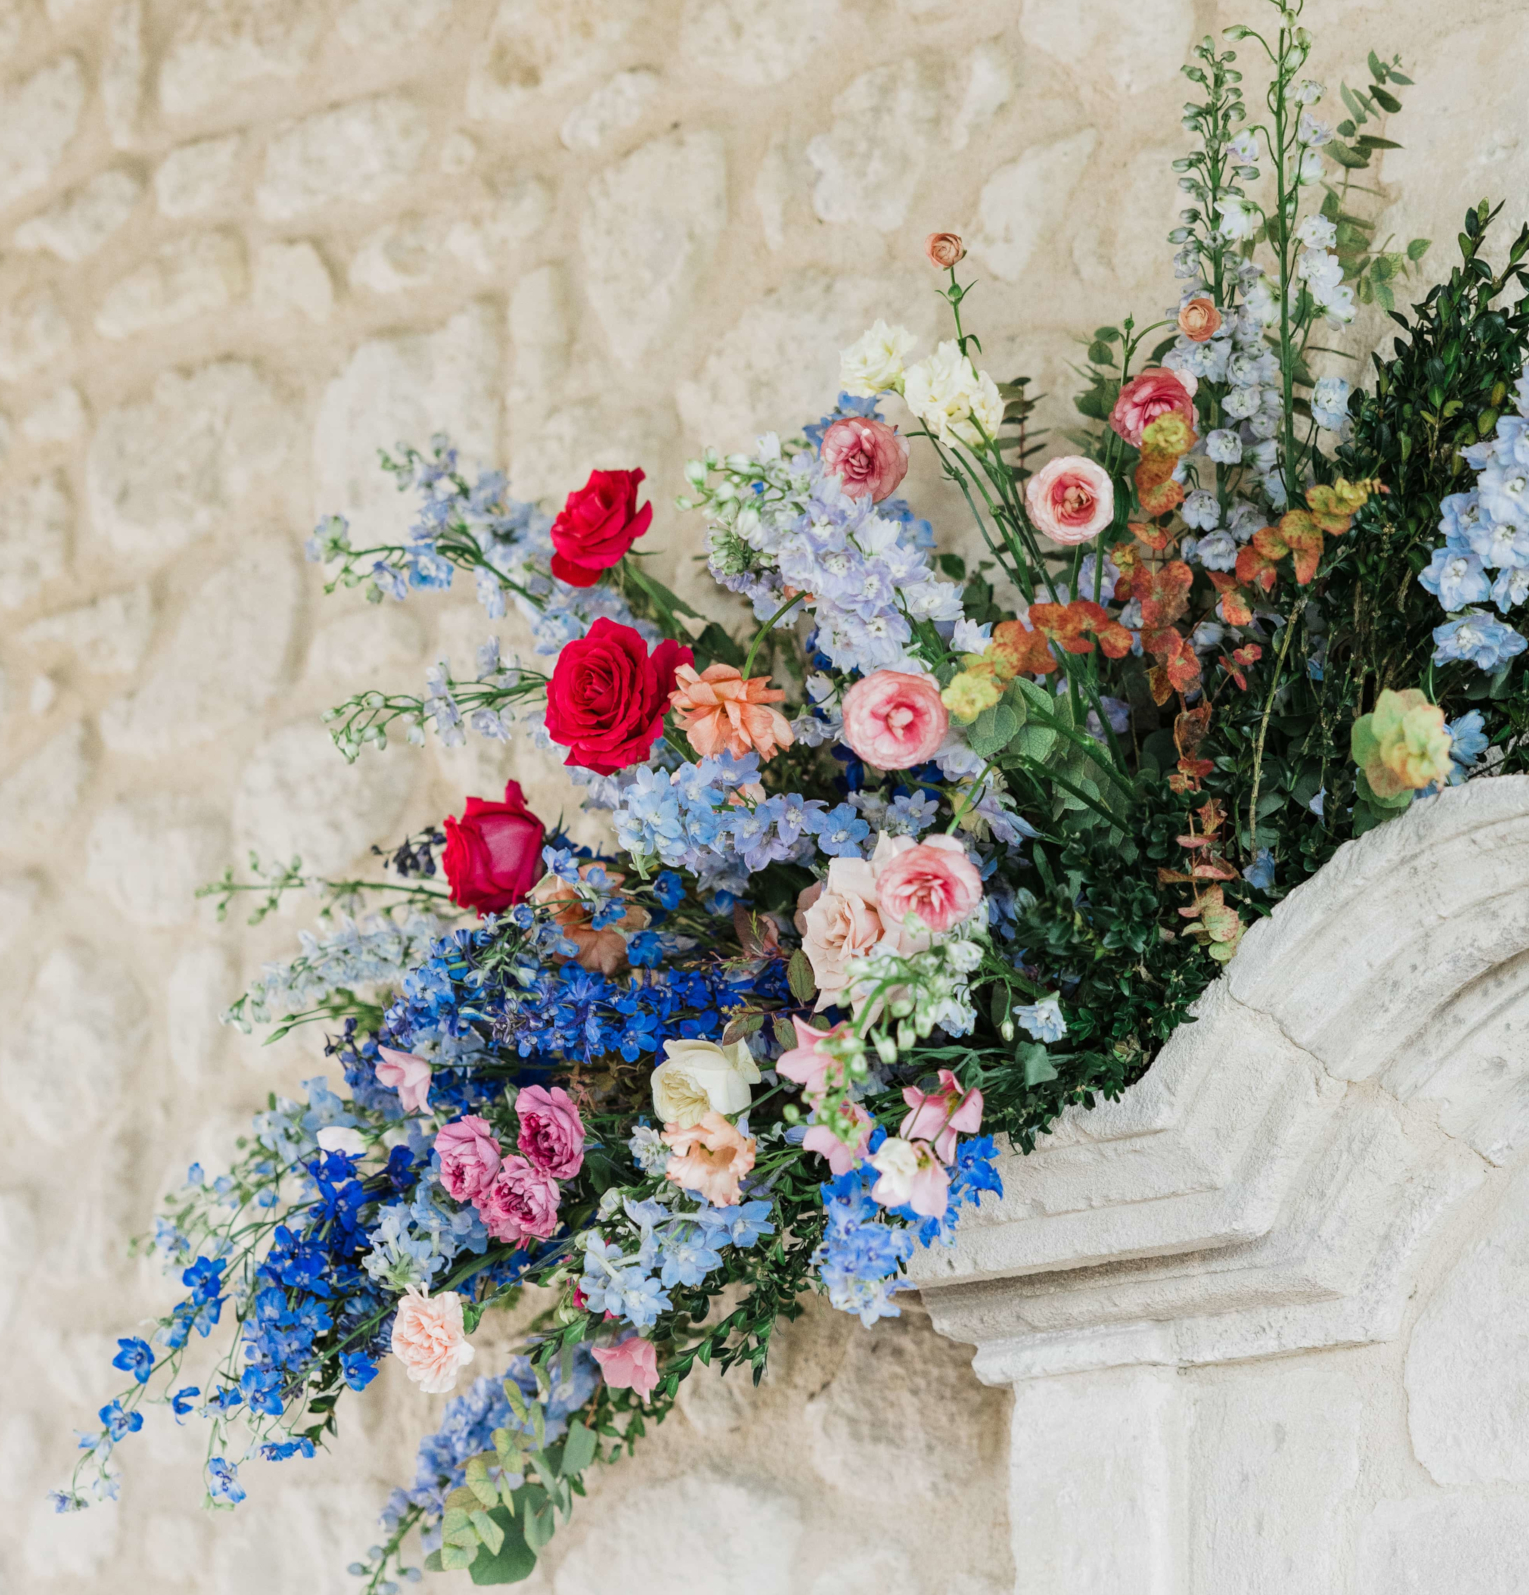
[902,340,1004,448]
[651,1038,761,1128]
[840,320,918,397]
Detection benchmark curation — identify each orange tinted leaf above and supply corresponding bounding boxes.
[990,619,1059,676]
[1173,702,1212,759]
[1129,519,1173,553]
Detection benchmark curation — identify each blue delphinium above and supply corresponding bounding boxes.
[813,1162,914,1328]
[1431,610,1528,671]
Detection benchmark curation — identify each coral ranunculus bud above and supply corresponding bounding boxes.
[925,231,967,268]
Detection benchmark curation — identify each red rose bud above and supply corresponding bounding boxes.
[442,780,546,915]
[544,618,693,776]
[549,467,653,587]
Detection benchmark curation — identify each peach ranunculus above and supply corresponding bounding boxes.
[899,1068,984,1163]
[821,416,910,503]
[873,833,984,935]
[662,1111,757,1206]
[925,231,966,269]
[840,670,949,771]
[1108,367,1198,448]
[375,1046,432,1114]
[796,858,887,1010]
[669,663,794,763]
[1177,296,1223,342]
[1025,456,1115,546]
[530,863,648,976]
[802,1103,875,1176]
[390,1287,476,1394]
[591,1335,660,1402]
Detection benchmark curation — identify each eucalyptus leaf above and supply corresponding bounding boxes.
[468,1507,538,1586]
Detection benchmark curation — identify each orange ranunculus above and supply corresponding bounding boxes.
[669,662,794,762]
[1177,297,1223,342]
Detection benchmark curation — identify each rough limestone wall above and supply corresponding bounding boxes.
[2,1,1528,1592]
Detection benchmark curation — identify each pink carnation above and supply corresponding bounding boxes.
[841,670,949,772]
[1024,456,1114,546]
[376,1047,433,1114]
[390,1287,476,1394]
[515,1084,585,1180]
[434,1115,502,1202]
[591,1335,660,1402]
[899,1068,983,1163]
[821,416,910,503]
[476,1156,561,1245]
[1108,367,1198,448]
[802,1104,874,1176]
[873,834,983,934]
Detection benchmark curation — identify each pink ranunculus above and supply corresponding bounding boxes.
[802,1104,874,1176]
[376,1046,433,1115]
[900,1068,984,1163]
[1108,367,1198,448]
[476,1156,561,1244]
[841,670,950,771]
[591,1334,660,1402]
[775,1017,845,1105]
[434,1115,502,1202]
[390,1287,476,1394]
[514,1084,585,1180]
[873,833,984,934]
[821,416,911,503]
[797,861,886,1010]
[1025,456,1115,546]
[867,1136,950,1218]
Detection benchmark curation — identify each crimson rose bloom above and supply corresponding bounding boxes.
[545,618,692,775]
[443,780,546,915]
[550,468,653,587]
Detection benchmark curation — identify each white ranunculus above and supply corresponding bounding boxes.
[840,320,918,397]
[903,341,1004,449]
[650,1037,761,1128]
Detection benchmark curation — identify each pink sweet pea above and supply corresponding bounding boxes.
[802,1104,874,1176]
[899,1069,983,1163]
[592,1334,660,1402]
[867,1136,950,1218]
[873,834,984,934]
[821,416,910,503]
[840,670,949,771]
[376,1046,433,1115]
[514,1084,586,1179]
[775,1016,845,1106]
[434,1115,502,1202]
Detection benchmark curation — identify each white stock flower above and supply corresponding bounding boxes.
[903,341,1004,448]
[650,1037,761,1128]
[1244,277,1281,326]
[840,321,918,397]
[1215,196,1258,241]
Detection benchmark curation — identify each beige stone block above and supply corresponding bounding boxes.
[20,383,86,444]
[0,54,83,213]
[0,285,71,381]
[95,229,248,340]
[102,0,145,148]
[0,471,69,610]
[336,0,453,52]
[0,720,88,851]
[559,69,659,151]
[158,0,325,118]
[11,169,142,261]
[466,0,648,123]
[968,129,1099,284]
[18,583,154,675]
[252,238,334,322]
[680,0,838,87]
[155,132,245,217]
[86,793,228,927]
[258,94,429,221]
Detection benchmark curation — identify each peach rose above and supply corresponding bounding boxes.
[1177,297,1223,342]
[841,670,949,771]
[390,1287,475,1395]
[1025,456,1115,546]
[662,1111,756,1206]
[797,859,886,1010]
[821,416,910,503]
[872,833,983,934]
[530,864,648,976]
[1108,368,1198,448]
[925,231,966,269]
[669,663,793,763]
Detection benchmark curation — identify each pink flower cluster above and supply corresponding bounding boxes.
[434,1086,586,1245]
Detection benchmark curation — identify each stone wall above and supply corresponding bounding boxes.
[3,1,1529,1592]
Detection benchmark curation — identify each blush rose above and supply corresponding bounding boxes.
[925,231,966,268]
[549,468,653,587]
[1024,456,1115,546]
[375,1046,432,1114]
[840,670,950,771]
[442,781,545,915]
[873,834,984,934]
[820,417,910,503]
[1108,367,1198,448]
[591,1335,659,1402]
[899,1068,984,1163]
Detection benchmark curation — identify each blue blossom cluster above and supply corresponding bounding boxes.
[364,1173,489,1291]
[813,1158,916,1329]
[899,1136,1006,1247]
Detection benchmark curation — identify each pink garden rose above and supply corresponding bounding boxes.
[514,1084,585,1180]
[803,1104,874,1176]
[873,834,984,934]
[821,417,910,503]
[1024,456,1115,546]
[900,1068,984,1163]
[868,1136,949,1218]
[477,1156,561,1244]
[796,862,885,1010]
[592,1335,660,1402]
[390,1287,476,1394]
[1108,367,1198,448]
[841,670,949,771]
[434,1115,502,1202]
[376,1047,432,1114]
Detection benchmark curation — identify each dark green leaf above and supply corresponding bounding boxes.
[561,1420,597,1478]
[468,1507,539,1585]
[786,949,816,1005]
[1369,84,1402,114]
[1020,1043,1058,1086]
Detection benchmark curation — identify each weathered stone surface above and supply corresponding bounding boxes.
[21,383,86,444]
[101,0,145,148]
[559,69,659,150]
[0,55,84,213]
[86,795,228,927]
[580,130,726,367]
[0,286,71,381]
[444,178,551,274]
[86,361,295,557]
[252,239,334,322]
[158,0,325,117]
[19,583,153,675]
[807,58,943,230]
[969,130,1100,283]
[0,721,88,852]
[1020,0,1196,94]
[337,0,454,52]
[95,230,248,339]
[0,472,69,610]
[167,943,237,1083]
[950,39,1013,152]
[0,870,40,955]
[1357,1495,1529,1595]
[233,721,415,877]
[258,95,429,221]
[680,0,838,86]
[23,1490,120,1577]
[11,169,142,260]
[99,541,298,754]
[155,133,245,217]
[467,0,648,123]
[304,604,423,684]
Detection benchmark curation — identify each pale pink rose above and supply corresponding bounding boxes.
[1107,368,1198,448]
[662,1111,756,1206]
[803,1104,874,1176]
[390,1287,476,1394]
[591,1335,659,1402]
[868,1136,949,1218]
[873,833,984,934]
[821,417,911,503]
[376,1046,433,1114]
[899,1068,984,1163]
[1024,456,1115,546]
[514,1084,585,1180]
[775,1016,845,1105]
[434,1115,502,1202]
[841,670,950,772]
[798,859,886,1010]
[476,1156,561,1244]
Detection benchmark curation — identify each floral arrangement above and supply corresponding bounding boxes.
[57,3,1529,1586]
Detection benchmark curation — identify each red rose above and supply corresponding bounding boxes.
[550,468,653,587]
[544,618,692,775]
[442,780,546,915]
